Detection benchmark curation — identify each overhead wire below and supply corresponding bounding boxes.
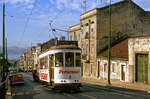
[48,6,66,38]
[17,0,37,47]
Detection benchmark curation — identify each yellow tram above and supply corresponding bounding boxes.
[35,40,82,90]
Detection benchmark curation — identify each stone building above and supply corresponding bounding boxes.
[69,0,150,84]
[32,44,41,69]
[18,55,25,70]
[20,49,34,71]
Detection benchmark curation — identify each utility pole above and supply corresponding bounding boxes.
[88,20,91,63]
[108,0,111,85]
[6,38,8,62]
[2,1,6,63]
[2,0,6,85]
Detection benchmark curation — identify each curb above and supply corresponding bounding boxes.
[81,80,150,93]
[82,82,150,98]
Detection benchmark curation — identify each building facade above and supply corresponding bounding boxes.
[69,0,150,83]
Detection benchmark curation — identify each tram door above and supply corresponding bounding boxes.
[50,55,54,83]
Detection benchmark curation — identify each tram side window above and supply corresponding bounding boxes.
[55,53,64,67]
[49,55,54,67]
[40,57,48,69]
[65,52,74,67]
[76,53,81,67]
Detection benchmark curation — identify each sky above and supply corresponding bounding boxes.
[0,0,150,49]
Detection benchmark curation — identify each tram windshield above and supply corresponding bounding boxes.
[65,52,74,67]
[55,52,81,67]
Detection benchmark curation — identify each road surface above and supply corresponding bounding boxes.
[11,73,150,99]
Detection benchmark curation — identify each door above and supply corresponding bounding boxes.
[121,65,126,81]
[49,55,54,83]
[136,54,148,84]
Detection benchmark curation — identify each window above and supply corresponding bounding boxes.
[91,64,93,74]
[76,53,81,67]
[91,28,94,32]
[70,35,72,40]
[85,32,89,39]
[55,53,64,67]
[49,55,54,67]
[85,23,88,26]
[65,52,74,67]
[97,61,100,77]
[78,34,80,41]
[104,63,107,72]
[74,33,77,40]
[112,63,115,72]
[40,57,48,69]
[91,21,94,24]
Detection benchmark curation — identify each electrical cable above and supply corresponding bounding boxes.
[17,0,37,46]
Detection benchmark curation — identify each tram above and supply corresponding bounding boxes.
[34,40,82,90]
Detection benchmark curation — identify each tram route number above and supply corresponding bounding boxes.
[40,73,48,80]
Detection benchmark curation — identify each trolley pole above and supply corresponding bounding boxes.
[108,0,111,85]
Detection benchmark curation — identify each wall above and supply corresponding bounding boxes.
[69,0,150,80]
[128,37,150,84]
[97,58,128,81]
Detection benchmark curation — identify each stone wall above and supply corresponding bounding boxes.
[99,39,128,59]
[97,57,128,81]
[128,36,150,84]
[69,0,150,80]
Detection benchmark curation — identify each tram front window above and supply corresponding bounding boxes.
[65,52,74,67]
[55,53,64,67]
[76,53,81,67]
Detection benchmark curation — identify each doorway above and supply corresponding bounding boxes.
[136,53,148,84]
[121,65,126,81]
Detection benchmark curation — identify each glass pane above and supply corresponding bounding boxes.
[55,53,64,67]
[40,57,48,69]
[76,53,81,67]
[49,55,54,67]
[65,52,74,67]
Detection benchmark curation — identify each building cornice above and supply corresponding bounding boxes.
[80,9,97,20]
[69,24,81,31]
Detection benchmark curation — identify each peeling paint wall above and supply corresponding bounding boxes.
[128,37,150,84]
[97,58,128,82]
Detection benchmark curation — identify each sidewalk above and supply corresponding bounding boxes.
[82,77,150,93]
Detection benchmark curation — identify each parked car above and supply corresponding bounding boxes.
[9,73,24,85]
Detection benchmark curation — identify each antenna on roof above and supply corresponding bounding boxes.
[81,0,87,12]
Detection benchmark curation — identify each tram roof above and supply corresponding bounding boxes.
[40,39,80,53]
[39,45,81,58]
[50,45,81,50]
